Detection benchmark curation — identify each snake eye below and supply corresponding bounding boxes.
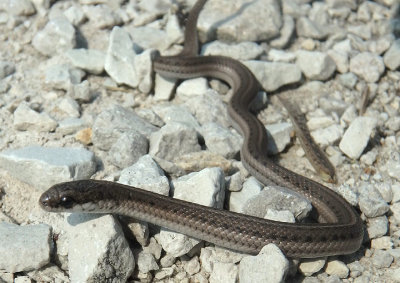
[60,196,74,209]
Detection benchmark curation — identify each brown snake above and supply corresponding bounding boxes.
[40,0,363,258]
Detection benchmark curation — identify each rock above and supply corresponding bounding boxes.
[92,105,158,150]
[0,146,96,190]
[136,251,159,273]
[174,151,233,174]
[270,15,295,49]
[7,0,36,16]
[327,50,349,73]
[153,73,176,101]
[296,17,328,39]
[266,122,293,154]
[109,132,148,169]
[105,26,138,88]
[57,117,86,135]
[229,177,263,213]
[202,41,264,60]
[32,17,76,56]
[67,80,91,102]
[349,52,385,83]
[371,236,393,250]
[149,122,201,161]
[296,51,336,81]
[0,223,51,272]
[51,97,80,119]
[183,256,200,275]
[244,61,302,91]
[136,108,165,128]
[338,72,358,89]
[264,209,295,223]
[383,39,400,71]
[209,262,238,283]
[45,64,85,90]
[157,229,201,258]
[152,105,200,129]
[82,4,122,29]
[325,259,349,278]
[176,78,208,100]
[367,216,388,239]
[65,49,105,75]
[119,154,170,195]
[13,102,57,132]
[198,0,282,42]
[127,26,171,51]
[239,244,289,283]
[311,124,344,147]
[63,5,86,26]
[371,250,393,268]
[358,184,389,218]
[67,214,134,282]
[299,258,326,276]
[339,116,377,159]
[0,61,15,79]
[200,122,242,159]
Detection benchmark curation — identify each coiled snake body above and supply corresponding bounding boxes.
[40,0,363,258]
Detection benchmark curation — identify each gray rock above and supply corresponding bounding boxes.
[349,52,385,83]
[134,49,158,94]
[371,250,393,268]
[67,80,91,102]
[105,27,138,88]
[51,97,80,118]
[45,64,85,90]
[0,223,51,272]
[176,78,208,100]
[339,116,377,159]
[299,258,326,277]
[7,0,36,16]
[0,146,96,190]
[239,244,289,283]
[198,0,282,42]
[210,262,238,283]
[149,122,201,161]
[296,51,336,81]
[267,49,296,63]
[371,236,393,250]
[109,132,148,169]
[339,72,358,89]
[65,49,105,75]
[384,152,400,182]
[229,177,263,213]
[264,209,295,223]
[327,50,349,74]
[13,102,57,132]
[119,154,170,195]
[367,216,388,239]
[136,108,165,128]
[32,17,76,56]
[0,80,10,93]
[270,15,295,49]
[152,105,200,130]
[127,26,170,51]
[325,259,349,279]
[296,17,328,39]
[184,89,230,128]
[348,25,372,40]
[67,214,134,283]
[157,229,201,258]
[244,61,302,91]
[153,73,176,101]
[358,184,389,218]
[64,5,86,26]
[202,41,263,60]
[383,39,400,71]
[57,117,86,135]
[136,251,159,273]
[82,4,122,29]
[244,186,312,221]
[0,61,15,79]
[200,122,242,159]
[92,105,158,150]
[266,122,293,154]
[311,124,343,147]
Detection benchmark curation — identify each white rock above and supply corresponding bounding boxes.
[109,132,148,169]
[176,78,208,99]
[349,52,385,83]
[45,64,85,90]
[210,262,238,283]
[325,260,349,278]
[13,102,57,132]
[67,214,134,283]
[327,50,349,73]
[383,39,400,71]
[296,50,336,81]
[266,122,293,154]
[298,258,326,276]
[136,251,159,273]
[153,73,176,101]
[158,230,201,257]
[229,177,263,213]
[65,49,105,75]
[32,17,76,56]
[339,116,377,159]
[82,4,122,29]
[202,41,264,60]
[311,124,343,147]
[0,223,51,272]
[239,244,289,283]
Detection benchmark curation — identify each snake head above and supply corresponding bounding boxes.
[39,182,79,211]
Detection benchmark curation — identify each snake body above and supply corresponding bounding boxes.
[39,0,363,258]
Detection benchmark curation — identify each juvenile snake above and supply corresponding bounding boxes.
[39,0,363,258]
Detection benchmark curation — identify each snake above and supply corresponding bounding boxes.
[39,0,363,258]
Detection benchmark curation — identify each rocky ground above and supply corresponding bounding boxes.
[0,0,400,282]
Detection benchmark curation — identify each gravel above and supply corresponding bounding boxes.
[1,0,400,282]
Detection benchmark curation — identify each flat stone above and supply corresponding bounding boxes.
[65,49,105,75]
[202,41,263,60]
[119,154,170,195]
[296,51,336,81]
[0,146,96,190]
[32,17,76,56]
[244,61,302,91]
[92,105,158,150]
[349,52,385,83]
[67,214,134,282]
[339,116,377,159]
[13,102,57,132]
[239,244,289,283]
[0,223,51,272]
[45,64,85,91]
[198,0,282,42]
